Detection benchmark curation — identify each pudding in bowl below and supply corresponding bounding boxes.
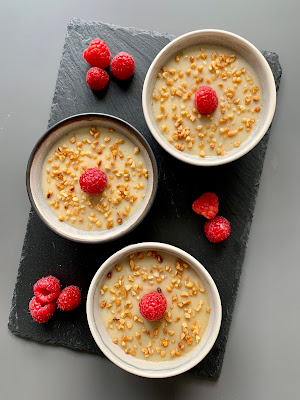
[152,44,262,158]
[98,250,211,361]
[27,114,157,243]
[143,29,276,166]
[87,242,222,378]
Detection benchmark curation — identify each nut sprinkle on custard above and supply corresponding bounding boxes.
[42,126,148,231]
[152,44,262,157]
[98,251,211,361]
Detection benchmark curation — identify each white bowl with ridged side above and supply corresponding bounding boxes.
[142,29,276,166]
[86,242,222,378]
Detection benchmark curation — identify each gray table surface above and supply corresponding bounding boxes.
[0,0,299,399]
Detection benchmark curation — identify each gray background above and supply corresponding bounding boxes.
[0,0,298,399]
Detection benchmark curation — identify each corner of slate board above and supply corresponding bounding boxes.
[8,19,282,380]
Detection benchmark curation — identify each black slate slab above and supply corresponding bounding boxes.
[8,19,282,379]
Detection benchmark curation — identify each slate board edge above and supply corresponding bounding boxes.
[7,19,282,380]
[8,210,34,334]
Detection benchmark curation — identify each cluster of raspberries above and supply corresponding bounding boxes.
[83,38,135,90]
[192,192,231,243]
[29,276,81,323]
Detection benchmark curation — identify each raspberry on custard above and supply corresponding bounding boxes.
[204,216,231,243]
[195,86,218,114]
[111,52,135,80]
[29,296,56,323]
[192,192,219,219]
[86,67,109,91]
[83,38,111,68]
[33,275,61,304]
[139,289,167,321]
[79,168,107,194]
[57,285,81,311]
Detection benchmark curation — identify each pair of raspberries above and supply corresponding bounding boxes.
[84,38,135,90]
[192,192,231,243]
[29,276,81,323]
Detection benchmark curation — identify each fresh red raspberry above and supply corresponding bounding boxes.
[29,296,56,323]
[139,289,167,321]
[33,276,61,304]
[86,67,109,90]
[79,168,107,194]
[111,52,135,80]
[83,38,111,68]
[192,192,219,219]
[204,216,231,243]
[57,286,81,311]
[195,86,218,114]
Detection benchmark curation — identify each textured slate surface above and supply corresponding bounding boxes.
[8,19,282,379]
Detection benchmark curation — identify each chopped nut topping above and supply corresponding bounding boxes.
[153,48,261,158]
[100,251,210,360]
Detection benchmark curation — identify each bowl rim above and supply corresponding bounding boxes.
[142,28,277,166]
[26,113,158,243]
[86,241,222,378]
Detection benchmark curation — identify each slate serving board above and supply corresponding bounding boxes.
[8,19,282,379]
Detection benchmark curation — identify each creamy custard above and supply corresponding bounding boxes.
[97,250,210,361]
[152,44,262,157]
[42,126,148,231]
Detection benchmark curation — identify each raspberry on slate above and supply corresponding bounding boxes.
[204,216,231,243]
[111,52,135,80]
[192,192,219,219]
[57,286,81,311]
[79,168,107,194]
[33,275,61,304]
[86,67,109,91]
[195,86,218,114]
[83,38,111,68]
[139,289,167,321]
[29,296,56,323]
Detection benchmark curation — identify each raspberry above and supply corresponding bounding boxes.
[195,86,218,114]
[33,276,61,304]
[111,52,135,80]
[204,216,231,243]
[86,67,109,90]
[192,192,219,219]
[29,296,56,323]
[79,168,107,194]
[83,38,111,68]
[139,289,167,321]
[57,286,81,311]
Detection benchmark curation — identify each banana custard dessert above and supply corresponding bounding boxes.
[42,126,148,231]
[97,250,211,361]
[152,44,262,157]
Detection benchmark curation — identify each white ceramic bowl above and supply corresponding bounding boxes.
[27,114,158,243]
[142,29,276,166]
[86,242,222,378]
